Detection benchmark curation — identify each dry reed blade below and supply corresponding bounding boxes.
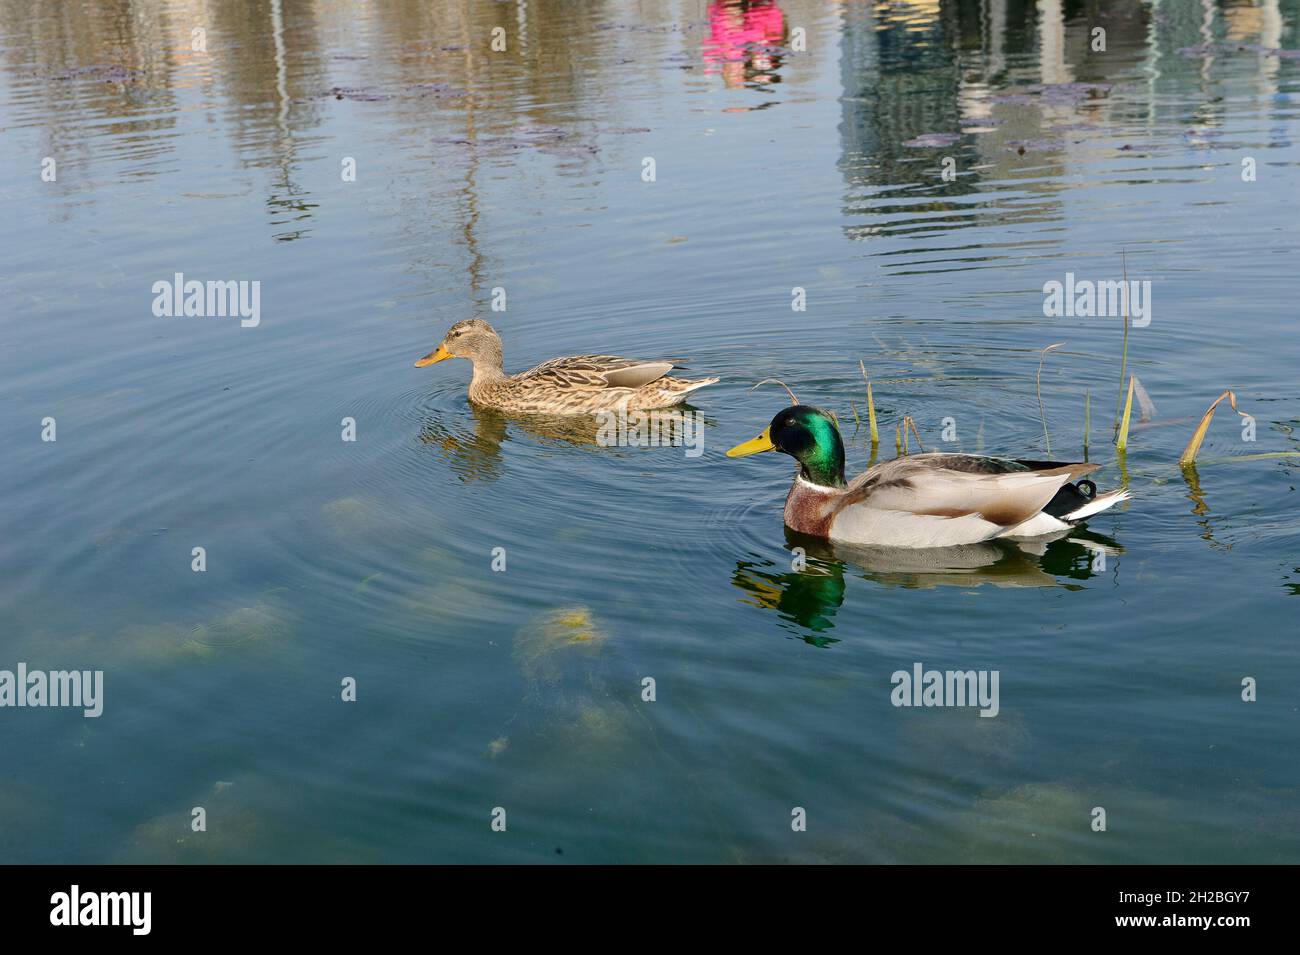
[907,416,925,452]
[1180,390,1251,466]
[1116,375,1135,451]
[1036,342,1065,456]
[860,360,879,444]
[750,378,799,405]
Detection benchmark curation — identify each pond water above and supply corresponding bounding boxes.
[2,0,1298,863]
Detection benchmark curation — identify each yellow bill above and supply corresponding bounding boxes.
[414,344,452,367]
[726,427,775,457]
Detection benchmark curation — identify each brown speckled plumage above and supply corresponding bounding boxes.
[419,319,718,415]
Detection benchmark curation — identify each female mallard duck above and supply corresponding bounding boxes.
[727,405,1129,548]
[415,319,719,415]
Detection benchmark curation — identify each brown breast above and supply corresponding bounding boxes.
[783,479,838,539]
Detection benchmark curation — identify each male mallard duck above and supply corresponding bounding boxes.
[415,319,719,415]
[727,405,1129,548]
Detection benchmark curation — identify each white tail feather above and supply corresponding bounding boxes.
[1065,488,1130,521]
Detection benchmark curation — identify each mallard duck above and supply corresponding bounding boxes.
[415,319,719,415]
[727,405,1129,548]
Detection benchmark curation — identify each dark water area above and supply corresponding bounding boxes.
[2,0,1298,862]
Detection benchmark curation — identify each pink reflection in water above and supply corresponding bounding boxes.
[701,0,787,89]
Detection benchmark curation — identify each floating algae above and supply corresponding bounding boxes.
[120,781,264,863]
[553,699,633,752]
[322,496,382,535]
[512,606,608,687]
[321,495,423,545]
[116,621,215,662]
[952,783,1093,863]
[19,597,297,670]
[948,782,1190,863]
[496,606,634,758]
[11,620,214,670]
[188,599,295,650]
[118,777,379,864]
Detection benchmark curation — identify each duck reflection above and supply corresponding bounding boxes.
[419,406,511,483]
[733,527,1122,643]
[732,546,846,646]
[419,405,714,483]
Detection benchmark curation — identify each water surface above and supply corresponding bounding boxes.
[2,0,1299,863]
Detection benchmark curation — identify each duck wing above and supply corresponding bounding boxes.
[523,355,675,390]
[837,453,1092,528]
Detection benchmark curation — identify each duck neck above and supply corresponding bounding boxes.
[800,461,845,489]
[467,347,507,396]
[797,429,846,489]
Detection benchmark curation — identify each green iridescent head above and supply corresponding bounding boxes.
[726,405,846,488]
